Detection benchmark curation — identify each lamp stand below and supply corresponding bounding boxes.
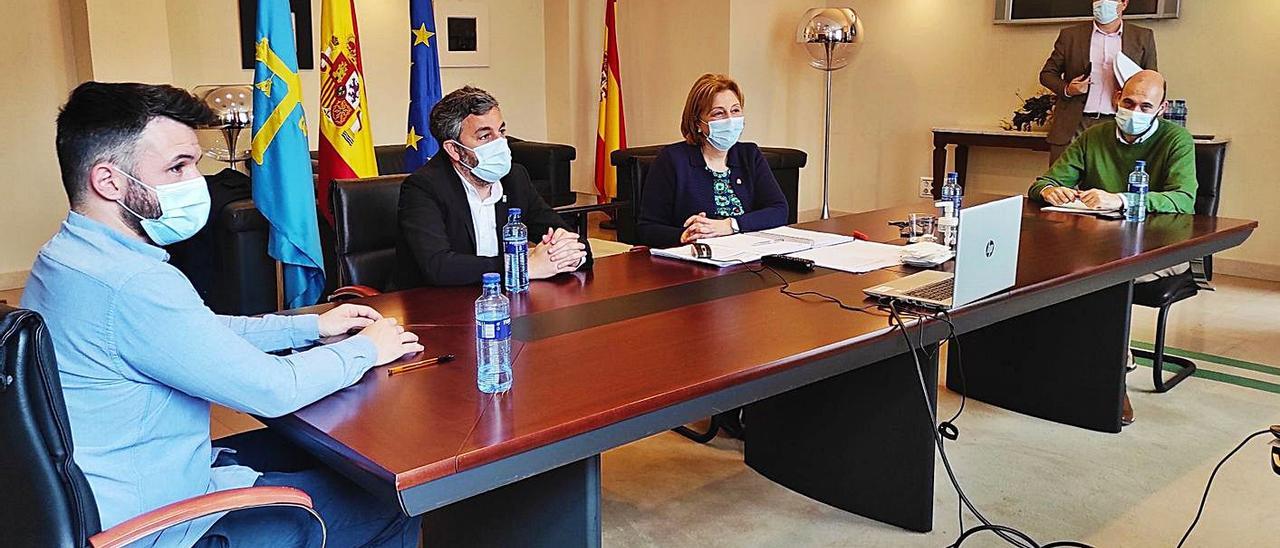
[821,42,834,220]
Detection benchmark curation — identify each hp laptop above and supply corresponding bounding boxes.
[864,195,1023,309]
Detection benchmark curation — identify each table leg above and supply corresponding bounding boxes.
[743,347,938,533]
[954,144,970,192]
[420,455,602,547]
[932,143,948,200]
[946,282,1131,433]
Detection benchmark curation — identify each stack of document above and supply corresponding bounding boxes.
[789,240,912,274]
[650,226,855,267]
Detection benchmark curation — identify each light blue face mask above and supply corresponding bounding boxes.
[1093,0,1120,25]
[454,137,513,184]
[116,170,211,246]
[1115,107,1158,136]
[705,116,745,152]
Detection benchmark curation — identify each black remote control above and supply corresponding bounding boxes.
[762,254,815,272]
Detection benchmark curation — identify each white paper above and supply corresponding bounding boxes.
[789,240,907,274]
[1114,52,1142,86]
[1050,199,1107,212]
[758,226,856,248]
[703,233,810,256]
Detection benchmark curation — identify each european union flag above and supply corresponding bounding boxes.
[250,0,325,309]
[405,0,444,171]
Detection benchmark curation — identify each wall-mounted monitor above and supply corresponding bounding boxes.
[995,0,1181,25]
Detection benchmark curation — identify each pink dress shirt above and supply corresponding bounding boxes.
[1084,22,1123,115]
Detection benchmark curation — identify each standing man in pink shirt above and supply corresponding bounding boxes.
[1041,0,1158,164]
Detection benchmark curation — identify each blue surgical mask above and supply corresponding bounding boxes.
[454,137,512,184]
[1093,0,1120,25]
[1115,107,1157,136]
[116,170,211,245]
[705,116,745,152]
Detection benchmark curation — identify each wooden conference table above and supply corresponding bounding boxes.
[264,195,1255,545]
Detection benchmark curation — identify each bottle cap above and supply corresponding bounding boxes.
[1135,160,1146,168]
[509,207,522,217]
[946,171,958,180]
[482,273,500,285]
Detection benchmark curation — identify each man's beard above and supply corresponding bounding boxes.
[118,179,162,240]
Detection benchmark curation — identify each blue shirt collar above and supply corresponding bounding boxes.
[65,211,169,262]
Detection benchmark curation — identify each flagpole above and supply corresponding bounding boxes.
[275,261,284,311]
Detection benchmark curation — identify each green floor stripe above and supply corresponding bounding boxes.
[1130,340,1280,378]
[1134,357,1280,395]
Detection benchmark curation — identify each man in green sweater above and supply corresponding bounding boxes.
[1030,70,1196,427]
[1030,70,1197,214]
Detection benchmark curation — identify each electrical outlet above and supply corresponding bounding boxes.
[919,177,934,198]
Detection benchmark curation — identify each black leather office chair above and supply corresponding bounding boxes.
[610,145,807,245]
[0,305,322,548]
[330,175,410,296]
[510,137,578,207]
[1130,140,1228,392]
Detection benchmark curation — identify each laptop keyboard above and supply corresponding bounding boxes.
[904,278,954,301]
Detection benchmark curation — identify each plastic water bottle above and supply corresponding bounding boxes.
[941,171,963,213]
[475,273,512,394]
[1124,160,1149,222]
[502,208,529,293]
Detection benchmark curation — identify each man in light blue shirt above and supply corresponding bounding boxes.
[22,82,425,547]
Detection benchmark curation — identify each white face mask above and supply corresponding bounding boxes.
[1093,0,1121,25]
[116,170,211,245]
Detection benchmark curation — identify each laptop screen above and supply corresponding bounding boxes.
[951,196,1024,308]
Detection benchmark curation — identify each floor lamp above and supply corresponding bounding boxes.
[797,8,863,220]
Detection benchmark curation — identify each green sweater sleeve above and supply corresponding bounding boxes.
[1147,131,1198,214]
[1029,134,1088,202]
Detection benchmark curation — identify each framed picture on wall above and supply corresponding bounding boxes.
[435,1,490,67]
[238,0,314,69]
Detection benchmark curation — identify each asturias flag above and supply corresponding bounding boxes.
[405,0,444,172]
[318,0,378,226]
[250,0,325,308]
[594,0,627,202]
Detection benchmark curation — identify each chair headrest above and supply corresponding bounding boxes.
[331,175,407,255]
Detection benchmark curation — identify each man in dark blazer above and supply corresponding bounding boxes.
[393,86,589,287]
[1041,0,1157,164]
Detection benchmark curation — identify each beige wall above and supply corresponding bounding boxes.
[0,0,84,286]
[824,0,1280,271]
[548,0,735,197]
[728,0,827,213]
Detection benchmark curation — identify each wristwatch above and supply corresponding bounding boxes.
[729,218,740,234]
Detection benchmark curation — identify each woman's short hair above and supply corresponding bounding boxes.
[680,73,744,146]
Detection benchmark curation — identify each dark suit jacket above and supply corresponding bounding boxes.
[392,153,591,287]
[1040,21,1158,145]
[636,141,789,248]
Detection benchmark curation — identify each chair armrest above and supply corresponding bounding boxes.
[89,486,318,548]
[328,285,382,301]
[553,202,626,217]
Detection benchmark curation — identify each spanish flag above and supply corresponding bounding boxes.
[317,0,378,226]
[594,0,627,202]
